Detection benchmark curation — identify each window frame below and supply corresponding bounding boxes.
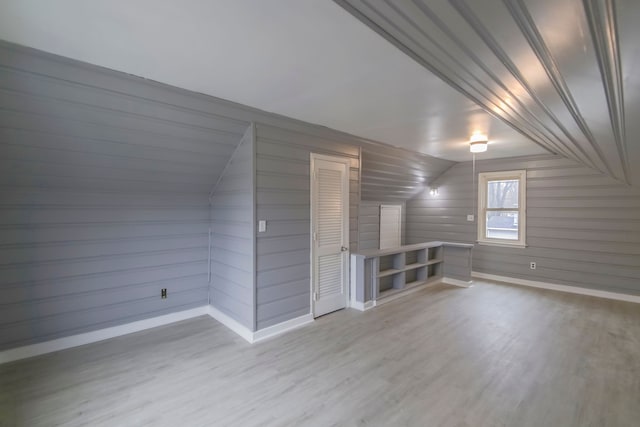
[477,170,527,248]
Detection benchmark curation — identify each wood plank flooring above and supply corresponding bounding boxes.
[1,279,639,426]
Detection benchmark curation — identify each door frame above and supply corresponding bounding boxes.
[310,153,351,317]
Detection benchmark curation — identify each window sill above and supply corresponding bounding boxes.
[476,240,527,248]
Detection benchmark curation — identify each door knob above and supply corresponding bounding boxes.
[341,246,349,252]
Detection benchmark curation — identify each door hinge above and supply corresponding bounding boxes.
[313,292,318,301]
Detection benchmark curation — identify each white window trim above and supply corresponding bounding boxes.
[477,170,527,248]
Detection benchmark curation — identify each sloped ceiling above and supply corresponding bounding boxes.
[0,41,250,195]
[336,0,640,185]
[0,0,546,163]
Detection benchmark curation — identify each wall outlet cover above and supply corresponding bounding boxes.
[258,220,266,232]
[467,214,474,221]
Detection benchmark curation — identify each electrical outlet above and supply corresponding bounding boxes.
[466,214,474,221]
[530,262,536,270]
[258,220,267,232]
[161,288,167,299]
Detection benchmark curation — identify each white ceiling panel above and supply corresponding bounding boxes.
[0,0,545,162]
[337,0,640,185]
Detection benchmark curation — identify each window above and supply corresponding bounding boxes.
[477,170,526,247]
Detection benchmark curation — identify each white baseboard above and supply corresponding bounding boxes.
[207,306,255,343]
[442,277,474,288]
[472,271,640,304]
[349,300,376,311]
[2,304,317,365]
[0,306,209,365]
[207,307,314,343]
[252,313,314,343]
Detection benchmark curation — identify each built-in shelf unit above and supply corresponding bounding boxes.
[376,246,443,299]
[350,241,473,307]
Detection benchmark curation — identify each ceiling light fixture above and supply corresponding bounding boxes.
[469,134,488,153]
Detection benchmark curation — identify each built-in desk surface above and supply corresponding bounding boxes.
[354,241,473,258]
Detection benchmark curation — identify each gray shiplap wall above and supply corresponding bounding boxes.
[0,42,247,350]
[361,143,453,202]
[443,245,472,282]
[210,125,256,331]
[358,143,452,251]
[406,155,640,295]
[0,40,468,347]
[358,201,406,250]
[255,124,360,329]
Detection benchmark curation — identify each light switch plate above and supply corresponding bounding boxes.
[258,220,267,232]
[466,215,474,221]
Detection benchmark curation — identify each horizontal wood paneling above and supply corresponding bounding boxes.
[406,155,640,295]
[2,289,207,346]
[361,143,453,202]
[2,262,206,304]
[210,125,255,331]
[336,0,634,184]
[0,40,481,346]
[0,43,248,350]
[358,201,381,251]
[254,124,360,330]
[443,246,472,281]
[357,201,406,250]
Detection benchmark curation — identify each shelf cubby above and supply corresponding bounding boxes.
[351,241,474,306]
[372,245,444,300]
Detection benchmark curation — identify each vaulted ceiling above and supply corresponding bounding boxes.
[0,0,638,185]
[0,0,544,163]
[336,0,640,185]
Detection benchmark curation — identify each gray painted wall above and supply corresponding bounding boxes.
[0,41,247,350]
[254,124,360,329]
[0,41,465,348]
[210,125,256,331]
[442,245,472,282]
[406,154,640,295]
[361,143,453,202]
[358,142,452,251]
[253,129,453,330]
[253,134,455,329]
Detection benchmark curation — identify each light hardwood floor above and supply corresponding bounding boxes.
[1,279,639,427]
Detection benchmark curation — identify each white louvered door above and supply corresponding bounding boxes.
[311,154,350,317]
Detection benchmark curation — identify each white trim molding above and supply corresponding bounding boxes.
[442,277,474,288]
[0,306,209,365]
[252,313,314,343]
[349,300,377,311]
[207,306,255,343]
[472,272,640,304]
[208,307,314,344]
[0,304,317,364]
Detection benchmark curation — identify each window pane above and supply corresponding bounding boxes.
[487,179,519,208]
[486,211,519,240]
